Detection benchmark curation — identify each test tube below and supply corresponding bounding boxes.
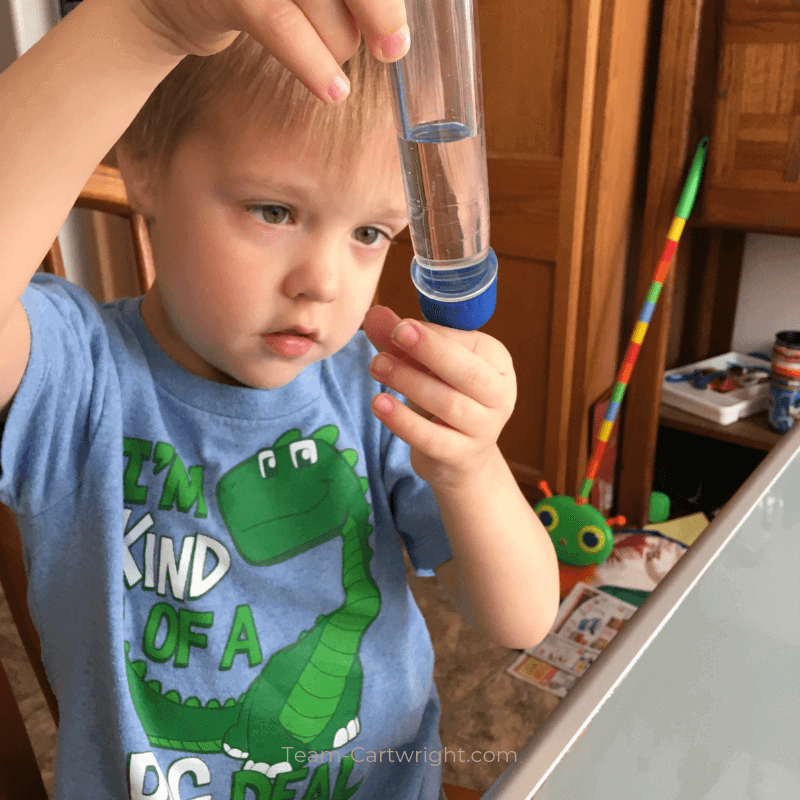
[387,0,497,330]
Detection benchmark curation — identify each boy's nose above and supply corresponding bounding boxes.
[281,243,340,303]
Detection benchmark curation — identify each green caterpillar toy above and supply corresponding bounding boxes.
[534,480,626,567]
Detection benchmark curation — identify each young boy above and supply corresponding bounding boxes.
[0,0,559,797]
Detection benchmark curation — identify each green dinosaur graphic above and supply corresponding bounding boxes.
[125,424,380,777]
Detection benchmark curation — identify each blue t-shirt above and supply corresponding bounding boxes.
[0,274,453,800]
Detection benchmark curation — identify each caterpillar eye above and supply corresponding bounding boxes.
[537,504,559,533]
[578,525,606,553]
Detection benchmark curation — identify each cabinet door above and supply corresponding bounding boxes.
[377,0,570,494]
[378,0,654,496]
[701,0,800,233]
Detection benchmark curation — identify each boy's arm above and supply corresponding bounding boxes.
[0,0,185,413]
[0,0,409,416]
[432,448,560,650]
[362,306,560,651]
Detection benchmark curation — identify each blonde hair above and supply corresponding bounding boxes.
[118,34,394,171]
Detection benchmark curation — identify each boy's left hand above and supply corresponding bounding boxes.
[363,305,516,492]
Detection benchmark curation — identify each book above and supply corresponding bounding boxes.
[644,512,708,547]
[508,582,638,698]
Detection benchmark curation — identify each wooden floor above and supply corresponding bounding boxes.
[0,559,560,796]
[0,583,57,795]
[405,563,561,792]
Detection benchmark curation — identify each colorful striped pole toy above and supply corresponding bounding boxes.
[577,137,709,505]
[534,138,709,569]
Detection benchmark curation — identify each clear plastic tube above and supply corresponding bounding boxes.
[387,0,496,330]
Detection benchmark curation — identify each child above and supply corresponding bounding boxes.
[0,0,559,797]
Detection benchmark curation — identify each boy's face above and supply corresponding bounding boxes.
[135,106,407,389]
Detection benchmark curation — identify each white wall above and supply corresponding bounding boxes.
[7,0,59,52]
[731,234,800,356]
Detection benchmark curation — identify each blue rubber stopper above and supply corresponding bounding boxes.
[411,248,497,331]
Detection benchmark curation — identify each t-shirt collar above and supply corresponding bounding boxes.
[122,296,322,420]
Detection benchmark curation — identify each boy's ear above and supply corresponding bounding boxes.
[115,142,159,220]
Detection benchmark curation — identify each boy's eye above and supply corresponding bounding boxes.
[354,226,389,246]
[251,204,292,225]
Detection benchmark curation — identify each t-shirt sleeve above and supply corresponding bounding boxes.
[308,329,454,576]
[0,274,112,517]
[379,410,453,576]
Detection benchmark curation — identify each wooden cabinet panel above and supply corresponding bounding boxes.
[485,255,553,480]
[479,0,570,158]
[489,157,561,263]
[701,0,800,231]
[725,0,800,43]
[376,0,655,497]
[378,0,580,495]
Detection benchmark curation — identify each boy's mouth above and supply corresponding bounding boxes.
[269,324,318,339]
[262,327,318,358]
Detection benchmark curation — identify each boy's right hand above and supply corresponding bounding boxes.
[133,0,410,101]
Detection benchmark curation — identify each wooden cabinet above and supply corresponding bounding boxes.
[617,0,800,524]
[703,0,800,233]
[378,0,657,499]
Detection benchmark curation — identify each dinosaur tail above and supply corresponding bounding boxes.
[278,514,380,743]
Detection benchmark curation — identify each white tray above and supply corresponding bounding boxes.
[661,352,770,425]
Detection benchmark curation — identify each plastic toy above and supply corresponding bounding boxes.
[535,138,709,575]
[535,480,625,566]
[388,0,496,330]
[649,491,671,524]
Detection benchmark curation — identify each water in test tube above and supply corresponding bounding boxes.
[387,0,497,330]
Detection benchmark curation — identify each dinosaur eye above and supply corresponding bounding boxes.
[578,525,606,554]
[257,449,277,478]
[537,504,559,533]
[289,439,318,469]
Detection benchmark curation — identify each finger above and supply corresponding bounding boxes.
[371,392,466,460]
[242,0,352,102]
[362,306,431,374]
[362,305,402,355]
[389,319,512,409]
[343,0,409,62]
[369,351,487,436]
[295,0,361,64]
